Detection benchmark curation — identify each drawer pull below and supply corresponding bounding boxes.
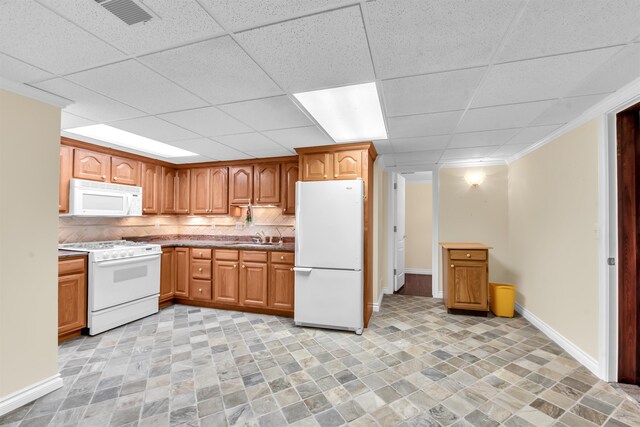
[198,268,202,272]
[198,288,202,293]
[280,256,284,260]
[451,264,455,268]
[466,253,471,258]
[198,252,202,257]
[234,264,237,268]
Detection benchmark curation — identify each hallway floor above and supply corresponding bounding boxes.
[394,274,432,297]
[2,295,639,427]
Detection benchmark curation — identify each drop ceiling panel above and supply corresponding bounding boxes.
[366,0,523,79]
[235,6,375,92]
[0,1,124,74]
[498,0,640,62]
[33,78,144,123]
[440,147,496,160]
[382,67,486,117]
[61,112,96,130]
[213,133,281,152]
[472,47,619,108]
[218,96,311,131]
[262,126,334,149]
[449,128,520,149]
[372,140,393,154]
[169,138,251,160]
[491,144,531,158]
[140,36,282,105]
[158,107,251,137]
[67,60,207,114]
[107,116,198,142]
[393,150,443,165]
[391,136,450,153]
[457,100,555,133]
[506,125,561,145]
[41,0,223,55]
[0,53,53,83]
[530,93,610,126]
[570,43,640,97]
[387,111,463,138]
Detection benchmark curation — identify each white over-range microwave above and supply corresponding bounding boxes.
[67,179,142,217]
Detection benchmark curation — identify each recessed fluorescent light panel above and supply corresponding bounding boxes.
[64,124,197,158]
[294,82,387,143]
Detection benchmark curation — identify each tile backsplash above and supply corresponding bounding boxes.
[58,207,295,243]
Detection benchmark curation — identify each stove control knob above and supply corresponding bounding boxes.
[128,250,134,256]
[120,251,126,257]
[111,251,117,259]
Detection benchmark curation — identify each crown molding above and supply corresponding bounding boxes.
[0,78,73,108]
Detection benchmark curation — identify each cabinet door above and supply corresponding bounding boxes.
[176,169,190,214]
[214,260,239,304]
[59,146,73,213]
[449,261,488,311]
[190,167,211,215]
[211,167,229,214]
[269,263,294,311]
[254,164,280,204]
[58,272,86,335]
[160,247,175,303]
[281,162,298,215]
[333,150,362,180]
[301,153,332,181]
[240,262,268,307]
[229,166,253,205]
[111,156,140,185]
[175,248,190,298]
[141,163,161,214]
[73,148,110,182]
[161,167,177,214]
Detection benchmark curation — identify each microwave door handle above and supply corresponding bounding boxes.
[125,194,132,215]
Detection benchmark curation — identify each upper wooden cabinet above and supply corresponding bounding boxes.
[162,168,190,215]
[253,164,280,205]
[281,162,298,215]
[111,156,140,185]
[141,163,161,215]
[441,243,491,312]
[191,167,228,214]
[73,148,110,182]
[334,150,363,180]
[59,146,73,213]
[301,153,332,181]
[211,167,229,214]
[229,166,253,205]
[176,169,191,214]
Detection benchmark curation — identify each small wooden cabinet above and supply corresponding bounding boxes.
[333,150,362,179]
[214,250,240,304]
[58,256,87,343]
[190,249,213,301]
[441,243,491,312]
[240,251,269,307]
[269,252,294,312]
[160,247,175,305]
[191,167,228,214]
[229,166,253,205]
[253,164,280,205]
[162,168,191,215]
[59,146,73,213]
[73,148,110,182]
[111,156,140,185]
[175,248,190,298]
[281,162,298,215]
[301,153,332,181]
[141,163,161,215]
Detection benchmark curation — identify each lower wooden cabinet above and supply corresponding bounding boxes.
[160,247,175,304]
[240,252,269,307]
[215,258,240,304]
[441,243,491,312]
[174,247,190,298]
[58,256,87,343]
[269,263,294,311]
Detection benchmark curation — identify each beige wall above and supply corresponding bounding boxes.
[0,90,60,398]
[406,183,432,270]
[508,119,600,360]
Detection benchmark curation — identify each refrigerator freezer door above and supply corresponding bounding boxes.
[294,268,363,333]
[295,180,363,270]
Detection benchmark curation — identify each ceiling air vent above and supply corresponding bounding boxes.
[95,0,153,25]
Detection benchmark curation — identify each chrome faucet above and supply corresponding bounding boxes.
[274,228,283,245]
[254,231,267,244]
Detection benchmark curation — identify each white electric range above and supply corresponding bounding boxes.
[59,240,162,335]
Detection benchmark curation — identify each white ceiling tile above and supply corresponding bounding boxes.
[391,136,450,153]
[457,100,555,133]
[158,107,252,137]
[67,60,207,114]
[440,147,496,160]
[530,93,610,126]
[213,133,281,151]
[394,150,443,165]
[506,125,561,145]
[107,116,198,142]
[387,111,463,138]
[41,0,223,55]
[366,0,523,79]
[245,148,296,158]
[262,126,334,149]
[61,112,96,130]
[449,128,521,149]
[491,144,531,158]
[570,43,640,97]
[169,138,251,160]
[140,36,282,105]
[472,47,620,108]
[33,78,145,123]
[382,67,486,116]
[235,6,375,92]
[498,0,640,62]
[0,53,53,83]
[0,1,124,74]
[372,140,393,154]
[170,155,216,164]
[218,96,311,131]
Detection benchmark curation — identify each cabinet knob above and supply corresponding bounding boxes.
[290,268,293,271]
[242,265,245,269]
[450,264,455,268]
[198,252,202,257]
[198,288,202,293]
[143,208,147,212]
[102,175,106,179]
[113,177,118,181]
[324,174,327,178]
[466,253,471,258]
[234,264,237,268]
[198,268,202,272]
[280,256,284,260]
[334,173,338,178]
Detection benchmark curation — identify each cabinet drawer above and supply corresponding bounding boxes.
[190,278,212,301]
[59,258,85,276]
[191,260,212,279]
[242,251,268,263]
[449,250,487,261]
[270,252,294,264]
[191,248,212,260]
[216,249,239,261]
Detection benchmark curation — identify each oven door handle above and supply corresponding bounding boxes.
[95,254,160,267]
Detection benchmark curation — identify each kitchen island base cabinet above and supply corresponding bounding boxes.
[58,256,87,343]
[441,243,491,313]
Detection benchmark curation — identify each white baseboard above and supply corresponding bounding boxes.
[514,303,600,378]
[383,287,393,295]
[433,290,443,299]
[405,268,432,275]
[0,374,63,416]
[372,292,384,312]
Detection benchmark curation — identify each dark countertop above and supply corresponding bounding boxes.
[58,250,88,259]
[126,235,295,252]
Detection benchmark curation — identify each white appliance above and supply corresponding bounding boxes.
[294,180,364,335]
[58,240,161,335]
[68,179,142,217]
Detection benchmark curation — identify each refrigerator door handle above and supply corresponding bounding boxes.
[295,181,301,264]
[293,267,312,273]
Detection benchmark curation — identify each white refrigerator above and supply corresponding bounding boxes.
[294,180,364,335]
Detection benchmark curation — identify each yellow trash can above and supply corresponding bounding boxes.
[489,283,516,317]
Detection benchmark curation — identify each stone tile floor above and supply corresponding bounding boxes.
[2,295,640,426]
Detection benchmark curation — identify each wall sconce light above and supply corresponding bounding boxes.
[464,171,486,187]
